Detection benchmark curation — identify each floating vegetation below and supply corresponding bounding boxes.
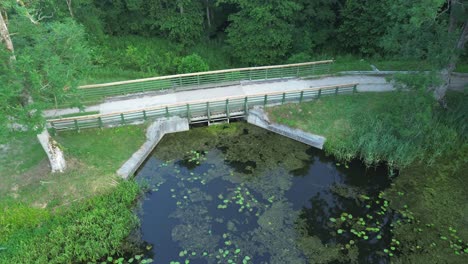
[135,123,413,263]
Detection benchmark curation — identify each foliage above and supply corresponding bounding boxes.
[0,7,91,142]
[220,0,301,65]
[268,82,465,168]
[338,0,390,55]
[286,53,313,64]
[177,53,209,73]
[291,0,339,53]
[380,0,464,69]
[0,181,141,263]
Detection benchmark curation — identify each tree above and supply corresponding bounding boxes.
[292,0,340,54]
[218,0,301,65]
[0,1,91,172]
[380,0,468,103]
[338,0,390,55]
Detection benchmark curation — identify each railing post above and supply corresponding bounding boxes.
[207,102,210,122]
[296,67,300,77]
[74,119,79,131]
[264,94,268,107]
[197,75,200,87]
[143,110,147,121]
[353,84,357,93]
[335,87,339,95]
[98,117,103,129]
[165,106,169,118]
[318,89,322,99]
[186,104,191,121]
[249,70,252,81]
[226,99,230,119]
[120,113,125,124]
[244,97,248,114]
[282,93,286,104]
[299,91,304,103]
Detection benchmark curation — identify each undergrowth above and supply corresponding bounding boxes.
[0,180,141,263]
[268,75,466,168]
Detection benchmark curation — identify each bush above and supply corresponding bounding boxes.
[0,181,141,263]
[287,53,313,64]
[177,53,210,74]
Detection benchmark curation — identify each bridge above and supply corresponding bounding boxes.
[46,59,467,132]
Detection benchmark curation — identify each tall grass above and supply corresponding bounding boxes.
[268,76,467,168]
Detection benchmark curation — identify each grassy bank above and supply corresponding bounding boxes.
[0,126,146,206]
[0,126,147,263]
[267,91,468,262]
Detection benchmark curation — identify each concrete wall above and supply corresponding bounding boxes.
[247,107,326,149]
[117,116,189,179]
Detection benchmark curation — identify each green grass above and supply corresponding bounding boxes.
[455,63,468,73]
[371,59,433,71]
[329,55,373,73]
[0,135,46,177]
[267,92,390,151]
[55,125,146,174]
[55,111,100,119]
[0,125,147,263]
[0,180,141,264]
[0,125,146,207]
[83,67,153,85]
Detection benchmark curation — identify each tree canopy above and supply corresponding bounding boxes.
[1,0,467,140]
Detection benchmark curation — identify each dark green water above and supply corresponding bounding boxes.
[135,123,394,264]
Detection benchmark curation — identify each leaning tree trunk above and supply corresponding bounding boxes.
[37,130,67,173]
[0,11,16,60]
[434,19,468,103]
[1,7,67,173]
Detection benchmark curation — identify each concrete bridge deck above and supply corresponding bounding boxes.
[44,73,467,119]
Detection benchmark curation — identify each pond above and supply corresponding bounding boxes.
[135,123,395,264]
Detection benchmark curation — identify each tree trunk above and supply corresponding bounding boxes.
[66,0,75,18]
[206,0,211,28]
[0,11,16,60]
[37,129,67,173]
[435,20,468,102]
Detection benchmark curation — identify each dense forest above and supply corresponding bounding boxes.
[1,1,468,264]
[1,0,467,139]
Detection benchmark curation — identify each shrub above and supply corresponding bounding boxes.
[0,181,141,263]
[177,53,210,74]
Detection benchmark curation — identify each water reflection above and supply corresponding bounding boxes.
[135,123,394,263]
